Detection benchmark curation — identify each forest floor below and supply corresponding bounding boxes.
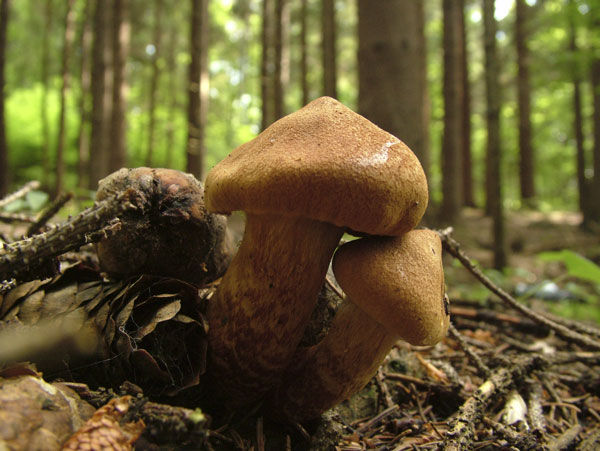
[1,202,600,450]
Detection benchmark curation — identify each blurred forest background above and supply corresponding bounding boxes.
[0,0,598,266]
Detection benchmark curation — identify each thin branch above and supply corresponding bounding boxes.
[448,322,491,377]
[0,181,40,209]
[27,191,74,236]
[0,190,140,282]
[438,228,600,351]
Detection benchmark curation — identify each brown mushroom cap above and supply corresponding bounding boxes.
[205,96,428,236]
[332,230,449,346]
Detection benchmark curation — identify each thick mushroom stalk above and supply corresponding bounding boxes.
[204,97,429,405]
[267,230,450,422]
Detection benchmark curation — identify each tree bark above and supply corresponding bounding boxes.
[89,0,109,189]
[568,2,588,224]
[321,0,337,98]
[483,0,507,269]
[300,0,309,105]
[145,0,162,167]
[516,0,535,205]
[441,0,464,222]
[186,0,209,179]
[460,0,474,207]
[165,11,178,169]
[41,0,53,190]
[591,56,600,223]
[54,0,76,196]
[109,0,129,173]
[357,0,430,176]
[0,0,8,197]
[76,0,92,189]
[261,0,275,130]
[273,0,289,120]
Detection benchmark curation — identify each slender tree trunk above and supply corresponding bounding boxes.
[300,0,309,105]
[460,0,474,207]
[274,0,289,120]
[321,0,337,98]
[89,0,108,189]
[568,2,588,223]
[0,0,8,197]
[76,0,91,189]
[261,0,275,130]
[516,0,535,205]
[357,0,430,177]
[483,0,507,269]
[109,0,129,172]
[591,57,600,223]
[165,13,177,169]
[186,0,209,179]
[55,0,76,196]
[41,0,53,189]
[441,0,464,222]
[145,0,162,167]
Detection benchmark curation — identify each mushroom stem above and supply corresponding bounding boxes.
[267,231,449,422]
[268,301,397,421]
[205,213,343,405]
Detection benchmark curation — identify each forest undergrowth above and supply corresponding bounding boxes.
[0,183,599,450]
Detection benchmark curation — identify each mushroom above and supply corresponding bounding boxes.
[203,96,429,405]
[267,229,449,422]
[96,167,234,285]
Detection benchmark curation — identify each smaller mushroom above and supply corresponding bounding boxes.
[267,229,450,422]
[95,167,234,285]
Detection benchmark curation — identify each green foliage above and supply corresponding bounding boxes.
[538,249,600,284]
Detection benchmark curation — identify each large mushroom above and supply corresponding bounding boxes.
[203,97,429,404]
[96,167,234,285]
[267,230,449,422]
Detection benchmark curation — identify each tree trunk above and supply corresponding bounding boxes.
[41,0,53,190]
[109,0,129,173]
[186,0,209,179]
[54,0,76,196]
[165,12,177,169]
[0,0,8,197]
[300,0,309,105]
[146,0,162,167]
[568,2,588,224]
[483,0,507,269]
[516,0,535,205]
[321,0,337,98]
[261,0,275,130]
[274,0,289,120]
[357,0,430,176]
[591,56,600,223]
[89,0,109,189]
[460,0,474,207]
[441,0,464,222]
[76,0,91,189]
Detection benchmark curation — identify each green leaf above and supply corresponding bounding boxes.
[538,250,600,284]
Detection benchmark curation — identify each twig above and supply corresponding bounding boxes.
[442,354,547,451]
[548,424,582,451]
[0,190,140,282]
[355,405,399,434]
[0,181,40,209]
[0,212,36,224]
[438,228,600,351]
[376,368,395,409]
[27,192,74,236]
[448,322,490,377]
[527,379,547,436]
